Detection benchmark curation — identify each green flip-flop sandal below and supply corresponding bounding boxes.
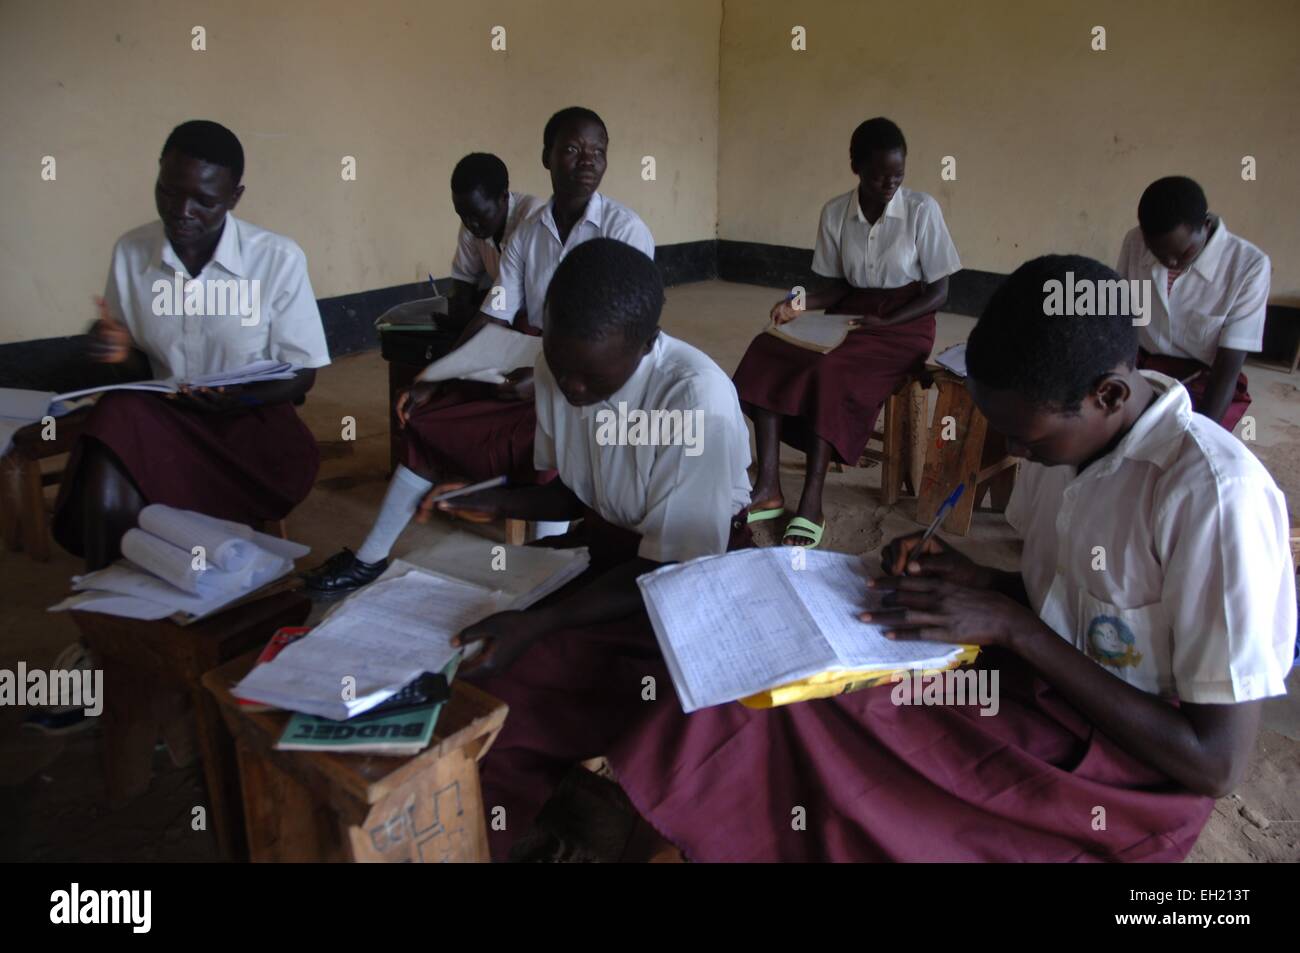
[746,505,785,524]
[782,516,825,549]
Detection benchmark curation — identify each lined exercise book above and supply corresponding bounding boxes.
[416,322,542,385]
[638,548,964,713]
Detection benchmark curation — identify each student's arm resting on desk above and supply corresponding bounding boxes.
[870,532,1262,798]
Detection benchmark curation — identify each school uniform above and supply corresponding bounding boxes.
[403,192,654,484]
[53,215,330,554]
[605,372,1296,861]
[1118,217,1269,430]
[448,191,547,289]
[731,186,960,463]
[471,332,752,860]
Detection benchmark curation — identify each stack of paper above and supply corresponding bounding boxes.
[233,568,510,720]
[638,548,965,712]
[49,504,308,622]
[417,322,542,385]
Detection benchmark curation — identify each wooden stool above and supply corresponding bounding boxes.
[854,375,928,504]
[204,653,508,862]
[70,589,312,860]
[915,367,1019,536]
[0,406,92,560]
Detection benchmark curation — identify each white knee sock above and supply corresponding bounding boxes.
[355,465,433,563]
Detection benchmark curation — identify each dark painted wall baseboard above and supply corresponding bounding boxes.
[3,238,1296,383]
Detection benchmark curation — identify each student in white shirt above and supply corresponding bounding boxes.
[415,239,751,860]
[52,120,329,570]
[599,255,1295,863]
[305,108,653,593]
[444,153,546,327]
[1117,176,1270,431]
[732,118,960,549]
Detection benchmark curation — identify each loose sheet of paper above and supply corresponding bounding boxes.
[416,323,542,385]
[233,570,509,720]
[397,530,589,608]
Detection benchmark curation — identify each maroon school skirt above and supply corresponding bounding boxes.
[51,391,318,556]
[402,381,552,485]
[607,648,1214,862]
[1136,350,1251,431]
[732,284,936,464]
[472,508,753,861]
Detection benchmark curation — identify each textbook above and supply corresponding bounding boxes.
[50,360,300,403]
[416,322,542,385]
[764,313,852,353]
[638,548,969,713]
[275,700,444,756]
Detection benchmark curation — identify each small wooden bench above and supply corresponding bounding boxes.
[204,652,508,862]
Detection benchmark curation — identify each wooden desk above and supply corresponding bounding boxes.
[204,653,508,862]
[71,589,312,859]
[915,368,1019,536]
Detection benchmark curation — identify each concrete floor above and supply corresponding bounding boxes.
[1,279,1297,861]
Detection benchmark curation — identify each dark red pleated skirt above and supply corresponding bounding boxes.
[1136,350,1251,431]
[51,391,318,556]
[732,284,936,464]
[607,648,1214,862]
[474,521,1214,862]
[402,381,552,484]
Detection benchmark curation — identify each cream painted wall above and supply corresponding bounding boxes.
[0,0,721,342]
[718,0,1300,301]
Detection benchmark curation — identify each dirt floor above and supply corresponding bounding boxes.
[1,280,1297,861]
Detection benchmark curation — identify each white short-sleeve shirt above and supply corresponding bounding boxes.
[103,214,331,381]
[1005,372,1295,704]
[449,191,547,289]
[1117,218,1271,366]
[533,332,752,563]
[482,191,655,329]
[810,187,961,289]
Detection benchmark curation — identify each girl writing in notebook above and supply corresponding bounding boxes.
[608,256,1294,862]
[733,117,960,549]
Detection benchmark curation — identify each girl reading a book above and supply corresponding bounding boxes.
[52,121,328,570]
[733,117,959,549]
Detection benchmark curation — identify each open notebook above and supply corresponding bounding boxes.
[638,548,967,713]
[764,313,854,353]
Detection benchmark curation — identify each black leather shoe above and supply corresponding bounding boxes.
[302,548,388,593]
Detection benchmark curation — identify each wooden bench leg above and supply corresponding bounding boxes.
[18,453,51,560]
[99,659,160,806]
[505,519,527,547]
[880,393,905,505]
[0,455,24,552]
